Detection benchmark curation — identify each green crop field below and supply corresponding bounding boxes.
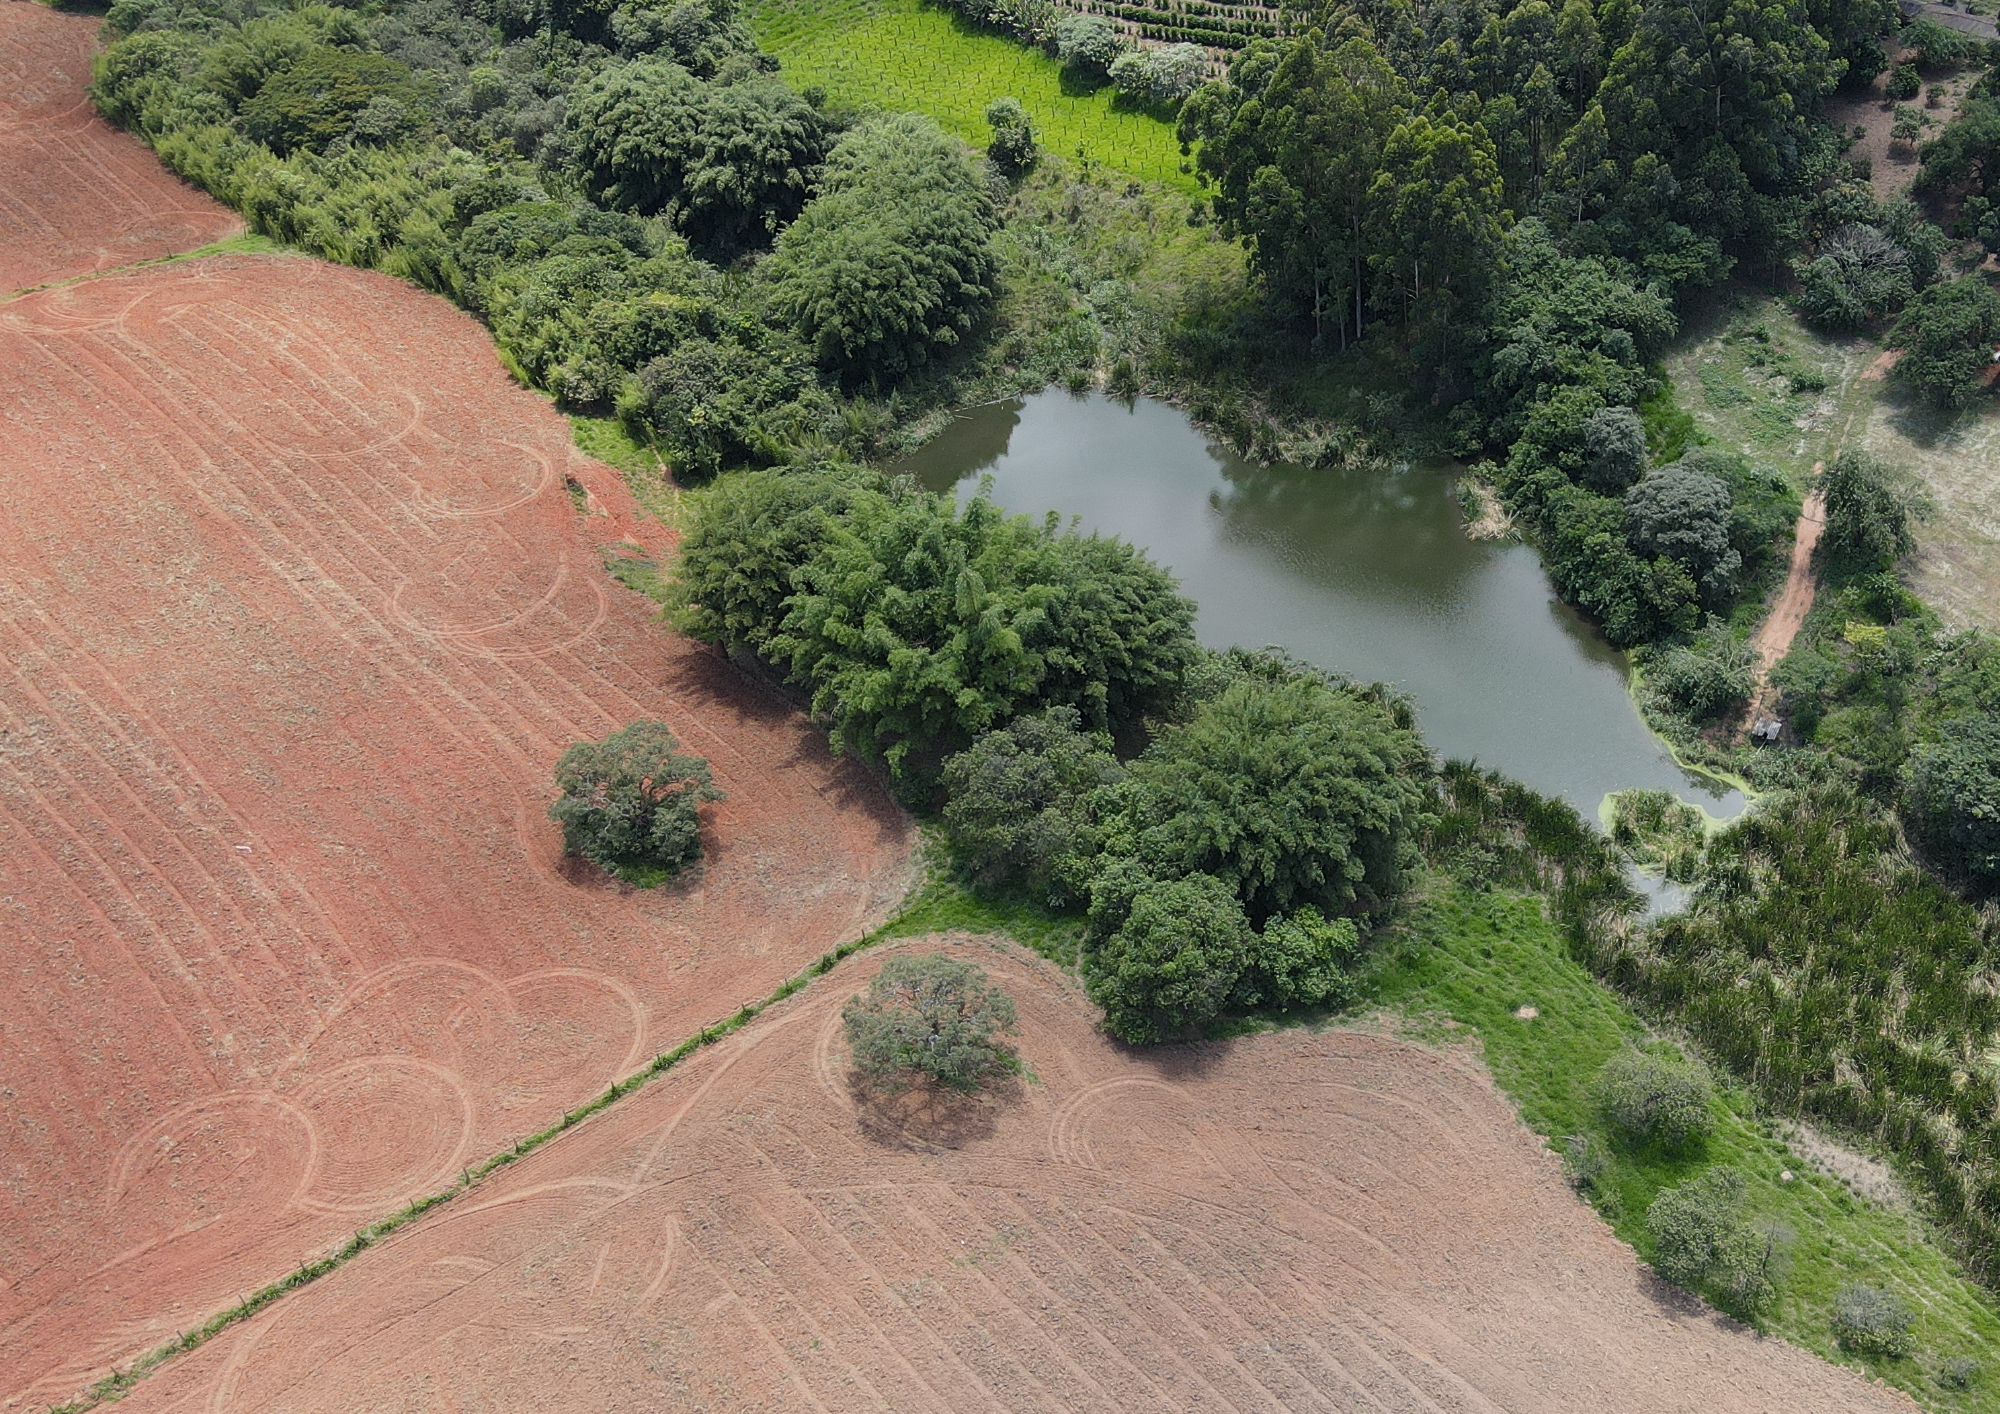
[749,0,1196,189]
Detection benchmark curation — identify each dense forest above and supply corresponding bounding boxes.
[91,0,2000,1296]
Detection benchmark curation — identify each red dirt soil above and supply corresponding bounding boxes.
[109,940,1915,1414]
[0,255,912,1409]
[0,1,242,295]
[1743,483,1828,732]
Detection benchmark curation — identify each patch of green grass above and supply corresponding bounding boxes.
[3,232,281,302]
[1664,289,1872,484]
[1368,882,2000,1411]
[884,827,1087,964]
[569,413,683,529]
[749,0,1193,189]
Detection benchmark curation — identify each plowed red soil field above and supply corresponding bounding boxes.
[0,1,241,294]
[0,255,912,1408]
[107,940,1914,1414]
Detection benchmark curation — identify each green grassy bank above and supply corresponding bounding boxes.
[1370,883,2000,1411]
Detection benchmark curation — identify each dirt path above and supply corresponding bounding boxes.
[1742,480,1828,732]
[106,940,1916,1414]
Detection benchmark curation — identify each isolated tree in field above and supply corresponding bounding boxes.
[1892,276,2000,409]
[1595,1048,1713,1152]
[843,953,1019,1093]
[1815,450,1917,576]
[548,719,722,880]
[984,97,1037,175]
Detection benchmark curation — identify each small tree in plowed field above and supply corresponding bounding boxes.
[548,719,722,885]
[844,953,1020,1095]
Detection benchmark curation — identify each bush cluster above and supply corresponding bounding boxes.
[1831,1283,1916,1357]
[1595,1049,1714,1154]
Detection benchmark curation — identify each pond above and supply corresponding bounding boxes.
[896,390,1745,823]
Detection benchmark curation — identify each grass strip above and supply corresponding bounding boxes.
[1,233,279,303]
[44,872,989,1414]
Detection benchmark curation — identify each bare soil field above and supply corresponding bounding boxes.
[0,1,241,294]
[103,939,1913,1414]
[0,254,912,1409]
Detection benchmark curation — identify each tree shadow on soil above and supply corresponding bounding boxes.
[1880,377,1990,450]
[850,1070,1023,1152]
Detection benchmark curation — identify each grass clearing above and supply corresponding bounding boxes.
[1663,287,1875,486]
[1367,881,2000,1411]
[1664,286,2000,635]
[749,0,1194,189]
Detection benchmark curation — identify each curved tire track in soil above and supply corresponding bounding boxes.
[104,942,1914,1414]
[0,253,912,1407]
[0,2,241,296]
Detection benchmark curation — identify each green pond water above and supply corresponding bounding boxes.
[896,390,1744,823]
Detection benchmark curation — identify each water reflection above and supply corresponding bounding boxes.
[896,390,1743,820]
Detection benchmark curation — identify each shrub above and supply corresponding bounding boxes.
[941,708,1123,905]
[1109,43,1207,108]
[764,114,999,385]
[1832,1283,1916,1357]
[1646,636,1755,723]
[842,952,1020,1093]
[1905,16,1971,70]
[547,719,723,881]
[1891,276,2000,409]
[771,489,1198,789]
[1055,11,1125,81]
[621,335,826,478]
[1253,904,1361,1011]
[1942,1356,1981,1389]
[1816,450,1918,577]
[665,463,879,653]
[1904,718,2000,892]
[1889,61,1921,99]
[1794,224,1913,332]
[1085,870,1254,1043]
[1645,1166,1776,1309]
[1110,669,1433,922]
[984,97,1037,176]
[1595,1048,1714,1152]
